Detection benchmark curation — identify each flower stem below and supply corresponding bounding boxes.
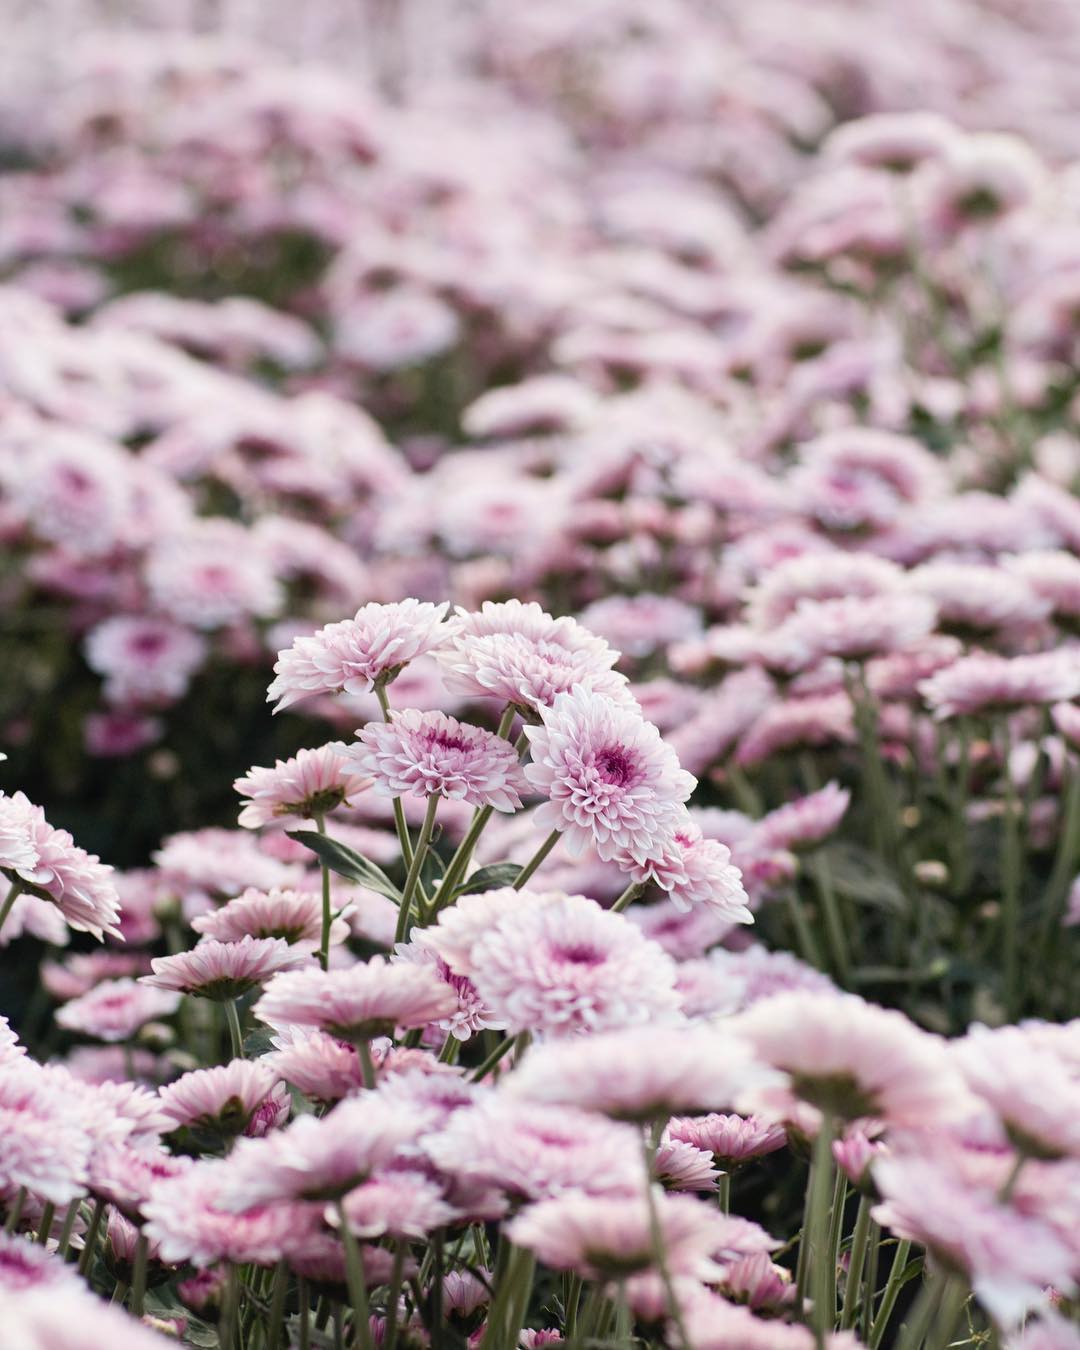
[0,879,24,937]
[610,881,645,914]
[130,1233,149,1317]
[383,1242,407,1350]
[78,1197,105,1275]
[35,1201,54,1245]
[997,1151,1026,1202]
[868,1238,912,1349]
[314,811,332,972]
[338,1201,374,1350]
[3,1185,26,1235]
[357,1038,377,1090]
[805,1115,837,1347]
[840,1193,872,1330]
[298,1277,311,1350]
[717,1173,731,1214]
[430,804,496,914]
[57,1198,80,1260]
[224,999,245,1062]
[266,1260,289,1350]
[470,1032,518,1082]
[811,854,851,986]
[785,886,825,970]
[396,794,439,944]
[642,1125,691,1350]
[998,719,1022,1019]
[375,684,415,872]
[512,830,561,890]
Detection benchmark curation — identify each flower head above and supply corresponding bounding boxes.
[235,744,370,828]
[192,887,352,947]
[346,709,526,811]
[55,978,180,1042]
[159,1060,289,1142]
[142,937,309,1000]
[267,600,450,712]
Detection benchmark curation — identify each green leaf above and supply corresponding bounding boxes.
[287,830,401,902]
[454,862,521,897]
[823,843,908,915]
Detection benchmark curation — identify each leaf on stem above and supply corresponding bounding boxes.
[287,830,402,902]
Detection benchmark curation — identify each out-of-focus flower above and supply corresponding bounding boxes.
[55,978,180,1042]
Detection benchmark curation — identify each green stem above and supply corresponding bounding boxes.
[841,1194,872,1330]
[4,1185,26,1235]
[375,684,415,872]
[130,1233,149,1318]
[642,1126,691,1350]
[338,1201,374,1350]
[383,1242,407,1350]
[512,830,561,889]
[0,879,24,937]
[430,804,495,914]
[812,854,851,986]
[869,1238,912,1349]
[57,1198,80,1260]
[1039,766,1080,958]
[35,1201,55,1246]
[470,1033,518,1083]
[267,1260,289,1350]
[78,1197,105,1275]
[999,720,1022,1019]
[298,1278,311,1350]
[610,881,645,914]
[717,1173,731,1214]
[396,794,439,944]
[861,1220,881,1344]
[896,1276,944,1350]
[357,1039,377,1091]
[807,1115,837,1347]
[224,999,245,1062]
[314,812,332,972]
[220,1265,240,1350]
[997,1152,1026,1202]
[785,887,825,970]
[927,1278,968,1350]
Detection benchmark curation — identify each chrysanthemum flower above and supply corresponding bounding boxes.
[41,951,148,1001]
[618,822,753,922]
[267,600,451,712]
[0,1231,79,1291]
[734,991,971,1126]
[920,651,1080,720]
[506,1024,777,1122]
[153,828,303,899]
[734,694,855,767]
[697,946,836,1013]
[84,615,207,707]
[437,600,623,714]
[345,709,525,811]
[88,1144,191,1219]
[755,782,851,851]
[468,892,681,1037]
[264,1027,367,1103]
[392,944,506,1042]
[253,957,459,1042]
[423,1099,642,1200]
[142,1159,322,1267]
[1006,551,1080,629]
[1,793,122,941]
[506,1190,732,1281]
[334,1171,455,1239]
[655,1138,720,1192]
[215,1097,424,1209]
[55,978,180,1043]
[159,1060,289,1141]
[952,1023,1080,1161]
[235,744,371,828]
[762,593,938,671]
[192,887,352,947]
[624,896,736,961]
[524,687,694,865]
[667,1114,787,1170]
[0,1059,92,1204]
[411,888,561,979]
[141,936,309,1000]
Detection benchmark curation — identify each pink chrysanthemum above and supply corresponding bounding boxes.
[0,793,40,875]
[267,600,451,712]
[88,1143,190,1218]
[507,1024,778,1122]
[437,600,624,714]
[734,694,855,767]
[468,893,680,1038]
[42,951,148,1001]
[411,888,561,979]
[524,687,694,865]
[235,744,371,828]
[159,1060,289,1139]
[1006,551,1080,628]
[142,1159,321,1267]
[392,944,506,1042]
[142,936,309,1000]
[619,822,753,922]
[192,887,352,947]
[762,594,938,672]
[84,615,207,707]
[667,1114,787,1169]
[145,519,283,631]
[506,1190,732,1281]
[755,783,851,851]
[55,978,180,1042]
[345,709,526,811]
[152,828,303,898]
[624,896,736,961]
[699,945,837,1013]
[734,991,972,1126]
[0,1059,92,1204]
[952,1023,1080,1161]
[0,1230,78,1291]
[1,794,122,941]
[216,1096,424,1209]
[909,561,1048,637]
[655,1138,720,1192]
[423,1099,642,1200]
[264,1027,367,1103]
[920,651,1080,720]
[253,957,459,1042]
[335,1170,455,1239]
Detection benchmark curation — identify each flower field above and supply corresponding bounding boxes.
[2,2,1080,1347]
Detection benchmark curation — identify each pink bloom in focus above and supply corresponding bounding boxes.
[141,937,310,1000]
[345,710,525,811]
[468,893,681,1037]
[411,888,561,979]
[253,957,459,1042]
[392,944,506,1042]
[192,887,352,947]
[655,1138,720,1193]
[265,1028,367,1103]
[235,744,371,828]
[159,1060,288,1138]
[55,978,180,1042]
[267,600,450,712]
[524,687,694,865]
[619,823,752,923]
[668,1115,787,1170]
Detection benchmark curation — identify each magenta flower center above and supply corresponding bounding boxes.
[595,747,636,786]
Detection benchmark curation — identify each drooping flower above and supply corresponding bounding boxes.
[524,687,695,865]
[235,744,371,828]
[267,600,451,712]
[467,892,681,1038]
[55,978,180,1042]
[253,957,459,1042]
[142,937,310,1000]
[344,709,526,811]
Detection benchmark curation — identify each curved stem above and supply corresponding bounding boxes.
[841,1193,872,1330]
[78,1197,105,1276]
[430,804,495,914]
[610,881,644,914]
[375,684,415,872]
[512,830,561,890]
[224,999,245,1062]
[470,1033,518,1083]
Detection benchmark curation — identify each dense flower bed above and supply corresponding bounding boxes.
[1,3,1080,1349]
